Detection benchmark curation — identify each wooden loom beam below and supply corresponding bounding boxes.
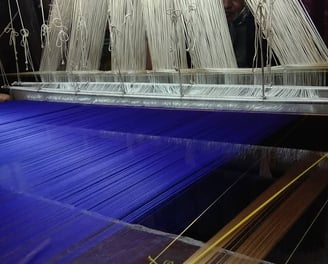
[185,153,328,263]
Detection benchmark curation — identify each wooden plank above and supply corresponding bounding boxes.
[184,153,327,264]
[225,168,328,263]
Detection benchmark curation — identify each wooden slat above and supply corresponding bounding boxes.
[224,168,328,263]
[184,153,327,264]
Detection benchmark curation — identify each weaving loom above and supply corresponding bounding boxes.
[0,0,328,263]
[3,0,328,113]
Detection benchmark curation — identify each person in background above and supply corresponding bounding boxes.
[223,0,264,68]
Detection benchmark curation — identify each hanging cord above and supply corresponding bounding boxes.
[247,0,328,65]
[76,0,88,69]
[107,5,125,93]
[252,0,266,98]
[252,0,276,91]
[6,0,20,82]
[265,0,275,89]
[284,197,328,264]
[15,0,35,72]
[0,59,10,88]
[40,0,50,49]
[166,8,182,70]
[53,0,69,65]
[0,11,18,39]
[184,4,196,56]
[167,7,183,96]
[185,4,197,93]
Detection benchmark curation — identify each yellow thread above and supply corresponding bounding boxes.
[148,255,159,264]
[151,165,254,263]
[188,153,328,264]
[148,256,174,264]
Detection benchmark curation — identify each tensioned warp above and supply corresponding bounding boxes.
[0,100,295,263]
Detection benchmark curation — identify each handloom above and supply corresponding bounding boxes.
[4,0,328,114]
[0,1,328,263]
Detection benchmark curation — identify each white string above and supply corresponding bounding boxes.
[40,0,50,48]
[252,1,263,69]
[108,0,147,71]
[40,0,73,74]
[0,59,10,87]
[66,0,107,71]
[14,0,35,71]
[285,198,328,264]
[265,0,275,67]
[33,0,327,95]
[54,0,69,66]
[175,0,237,69]
[76,0,88,69]
[0,11,18,39]
[7,0,18,62]
[6,0,20,81]
[246,0,328,65]
[142,0,187,70]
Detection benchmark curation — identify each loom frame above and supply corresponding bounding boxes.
[8,65,328,115]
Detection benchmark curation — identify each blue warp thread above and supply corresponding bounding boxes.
[0,100,295,263]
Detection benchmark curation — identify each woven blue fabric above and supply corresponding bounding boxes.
[0,100,295,263]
